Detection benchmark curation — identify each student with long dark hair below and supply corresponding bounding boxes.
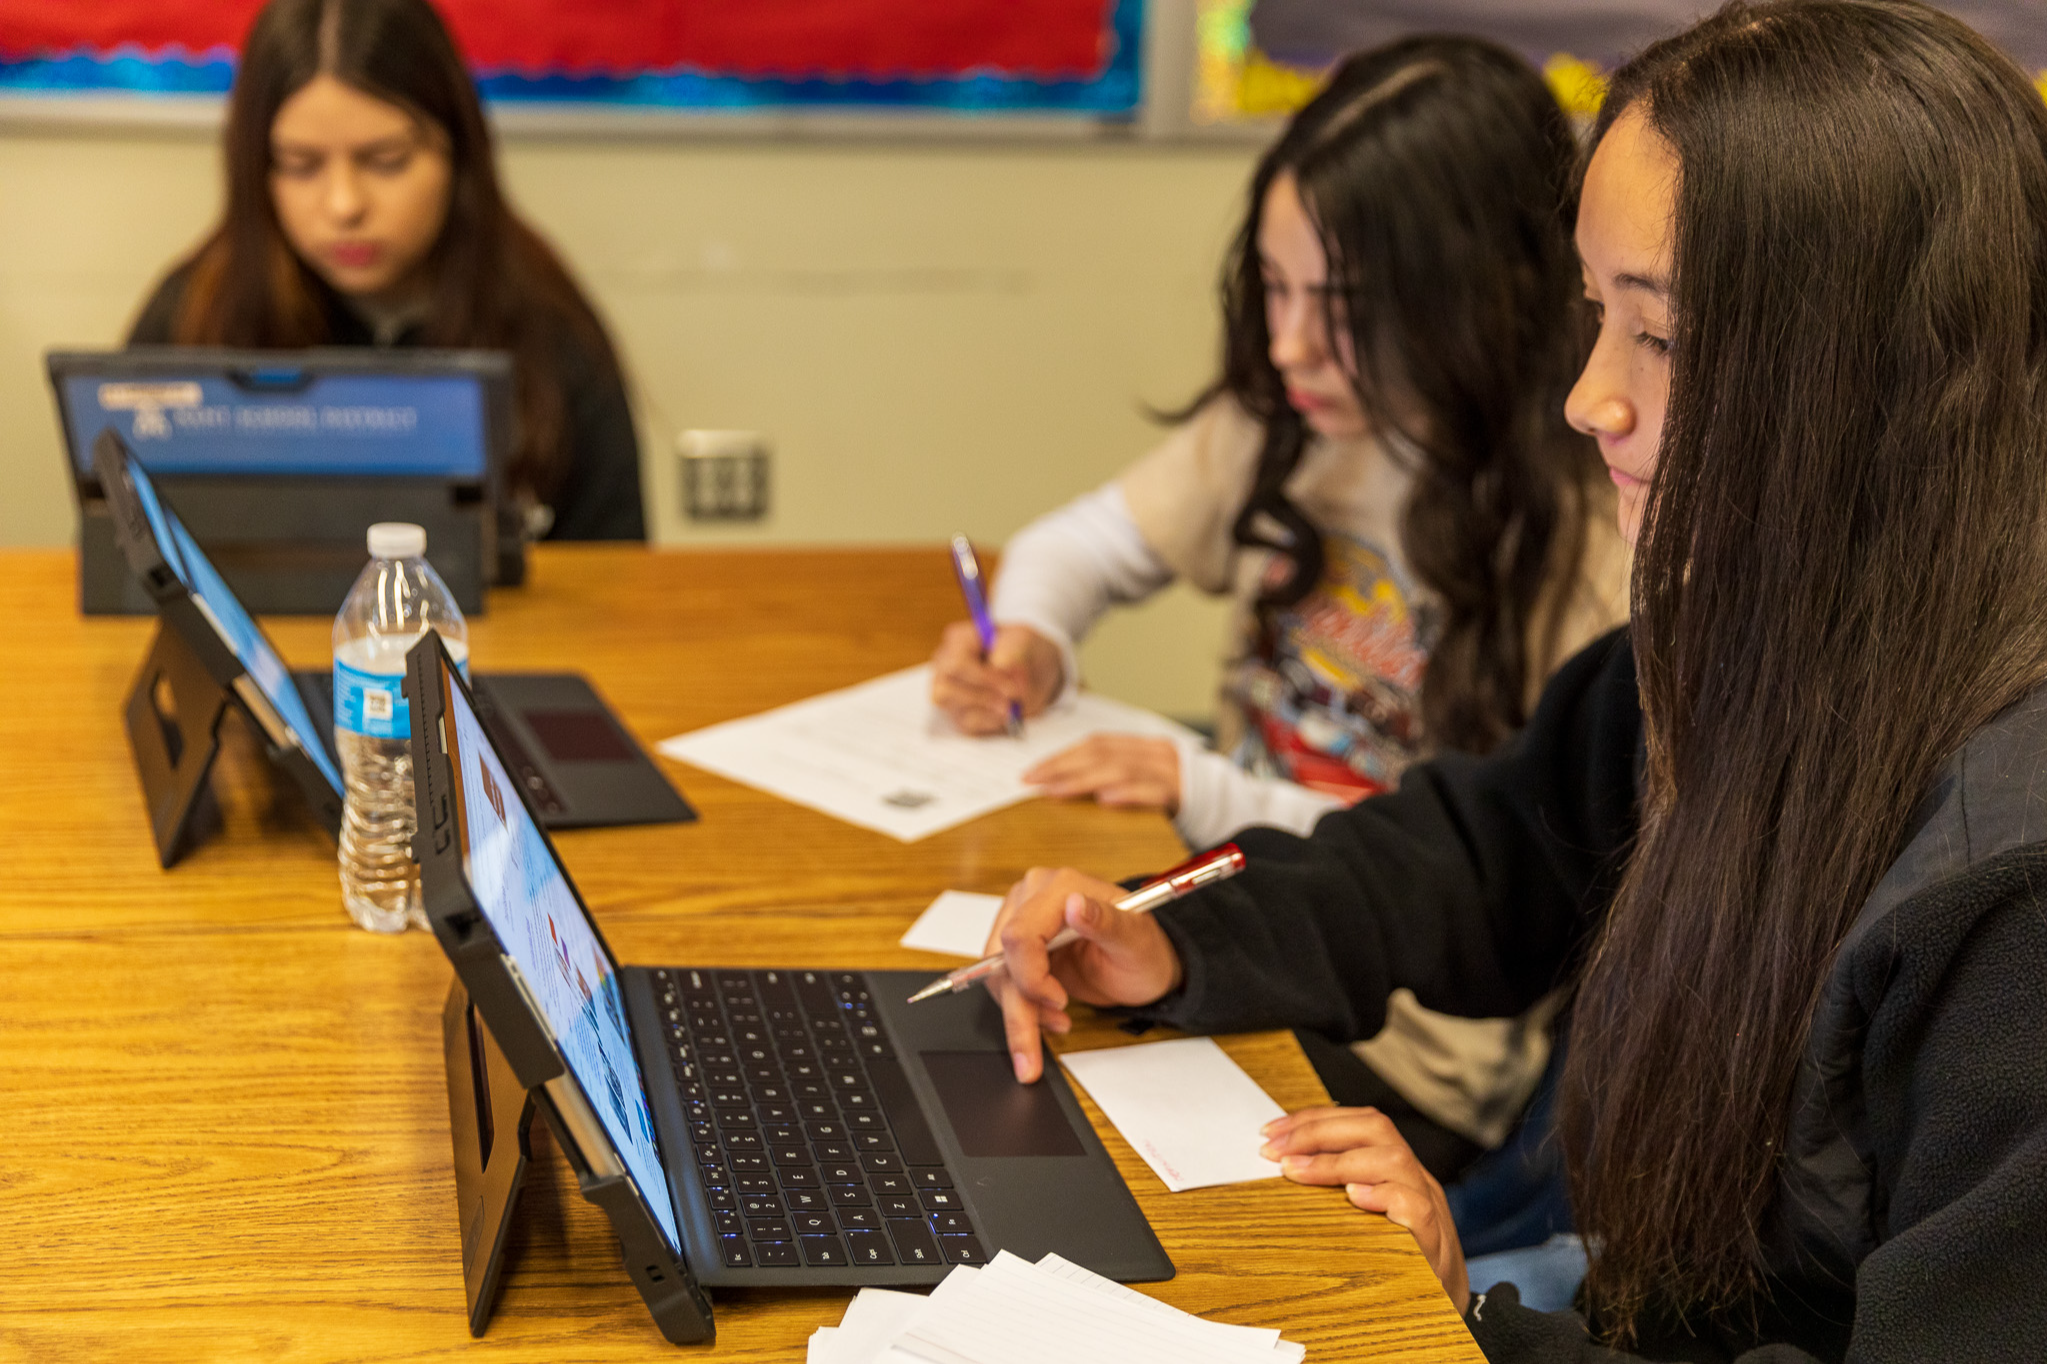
[932,37,1628,1180]
[129,0,644,541]
[979,1,2047,1356]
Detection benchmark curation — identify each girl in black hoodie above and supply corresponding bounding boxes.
[977,2,2047,1357]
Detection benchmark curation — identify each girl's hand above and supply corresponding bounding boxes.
[930,622,1063,734]
[981,866,1185,1083]
[1023,735,1182,814]
[1261,1106,1471,1311]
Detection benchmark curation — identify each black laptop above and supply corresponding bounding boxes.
[405,629,1171,1345]
[95,430,693,836]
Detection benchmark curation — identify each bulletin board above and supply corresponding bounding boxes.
[0,0,1145,118]
[1194,0,2047,126]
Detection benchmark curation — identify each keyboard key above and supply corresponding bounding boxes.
[793,1080,831,1101]
[839,1208,882,1231]
[857,1039,895,1060]
[756,1240,799,1267]
[759,1104,801,1126]
[818,1163,861,1184]
[723,1133,764,1152]
[790,1210,836,1237]
[753,1084,792,1105]
[845,1230,895,1266]
[855,1132,894,1152]
[814,1141,856,1163]
[695,1144,721,1164]
[700,1163,729,1186]
[800,1236,848,1267]
[779,1168,819,1188]
[871,1174,911,1196]
[745,1064,782,1084]
[887,1219,942,1268]
[930,1211,975,1235]
[716,1110,757,1130]
[911,1168,954,1189]
[749,1218,792,1240]
[806,1121,847,1142]
[728,1155,768,1174]
[739,1195,781,1218]
[770,1145,810,1166]
[940,1235,987,1265]
[708,1088,748,1109]
[705,1069,743,1088]
[861,1153,902,1173]
[828,1184,873,1207]
[766,1125,803,1144]
[736,1176,777,1194]
[879,1195,920,1218]
[714,1211,742,1235]
[784,1189,829,1213]
[787,1062,824,1083]
[708,1189,735,1210]
[721,1237,752,1267]
[846,1112,886,1131]
[690,1121,714,1143]
[921,1190,962,1213]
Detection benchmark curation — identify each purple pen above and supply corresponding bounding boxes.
[949,533,1024,739]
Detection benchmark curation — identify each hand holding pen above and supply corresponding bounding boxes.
[910,844,1246,1081]
[946,534,1024,738]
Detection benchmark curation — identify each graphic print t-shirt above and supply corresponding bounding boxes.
[1120,397,1627,802]
[1226,532,1435,800]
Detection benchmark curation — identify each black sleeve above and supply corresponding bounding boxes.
[543,325,645,542]
[126,263,193,345]
[1146,627,1641,1044]
[1845,846,2047,1358]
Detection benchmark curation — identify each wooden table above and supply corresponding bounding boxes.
[0,545,1480,1363]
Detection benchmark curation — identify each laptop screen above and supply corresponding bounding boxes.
[444,662,681,1255]
[123,456,347,797]
[62,366,490,479]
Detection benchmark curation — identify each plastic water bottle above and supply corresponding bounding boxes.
[333,522,468,933]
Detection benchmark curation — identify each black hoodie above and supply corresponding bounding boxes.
[1144,629,2047,1360]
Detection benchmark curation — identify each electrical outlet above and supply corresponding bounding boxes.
[678,430,770,522]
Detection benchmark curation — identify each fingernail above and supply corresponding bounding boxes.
[1013,1051,1031,1078]
[1259,1142,1279,1159]
[1280,1156,1305,1175]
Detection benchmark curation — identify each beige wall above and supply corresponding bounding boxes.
[0,124,1254,719]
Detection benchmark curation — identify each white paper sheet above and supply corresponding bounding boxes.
[1058,1038,1287,1193]
[888,1252,1301,1365]
[812,1252,1306,1365]
[900,891,1005,957]
[656,665,1197,842]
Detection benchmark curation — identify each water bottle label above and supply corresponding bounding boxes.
[334,659,411,740]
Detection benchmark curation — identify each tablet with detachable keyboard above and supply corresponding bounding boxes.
[404,630,1171,1346]
[93,429,692,862]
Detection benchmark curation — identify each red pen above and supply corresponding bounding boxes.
[904,843,1246,1003]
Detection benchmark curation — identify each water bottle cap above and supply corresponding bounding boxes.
[367,522,427,560]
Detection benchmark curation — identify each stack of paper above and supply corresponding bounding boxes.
[657,665,1198,842]
[806,1250,1307,1364]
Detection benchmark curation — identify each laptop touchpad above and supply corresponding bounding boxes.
[521,708,636,763]
[921,1051,1087,1158]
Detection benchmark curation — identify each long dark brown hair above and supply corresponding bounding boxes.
[1561,0,2047,1339]
[1201,35,1601,753]
[164,0,622,505]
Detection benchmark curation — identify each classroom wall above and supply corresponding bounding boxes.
[0,124,1257,720]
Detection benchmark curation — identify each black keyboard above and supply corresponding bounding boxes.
[654,968,984,1273]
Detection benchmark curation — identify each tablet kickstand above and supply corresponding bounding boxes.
[441,978,537,1338]
[123,621,231,869]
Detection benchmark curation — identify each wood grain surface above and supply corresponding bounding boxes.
[0,546,1480,1363]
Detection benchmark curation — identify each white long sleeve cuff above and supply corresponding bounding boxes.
[990,483,1174,705]
[1170,738,1346,850]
